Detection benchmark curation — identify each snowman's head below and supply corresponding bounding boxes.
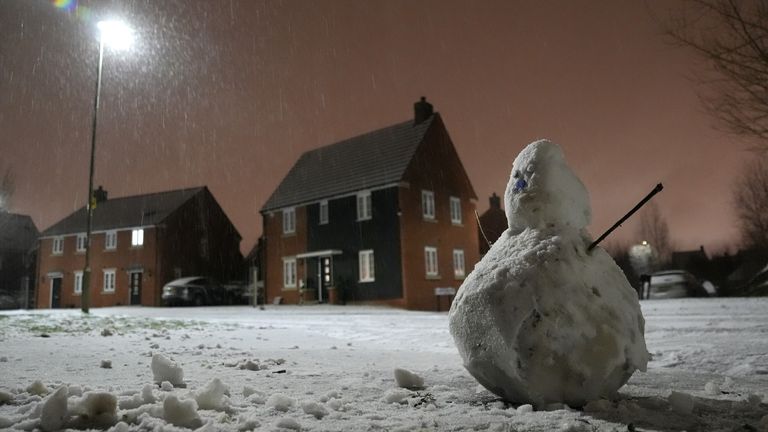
[504,140,591,232]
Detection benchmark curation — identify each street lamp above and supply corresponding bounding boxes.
[82,20,134,313]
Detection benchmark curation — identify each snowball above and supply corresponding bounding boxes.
[301,401,329,419]
[383,388,412,405]
[0,390,12,404]
[151,354,184,386]
[394,368,424,389]
[160,381,174,391]
[68,385,83,397]
[266,393,295,412]
[275,417,301,430]
[27,380,50,396]
[668,391,694,414]
[239,360,260,371]
[236,412,261,431]
[141,384,156,404]
[71,392,118,429]
[449,140,649,407]
[195,378,230,411]
[40,386,68,432]
[516,404,534,413]
[163,394,202,429]
[704,381,720,396]
[100,360,112,369]
[108,421,131,432]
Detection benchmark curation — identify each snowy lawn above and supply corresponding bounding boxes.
[1,298,767,431]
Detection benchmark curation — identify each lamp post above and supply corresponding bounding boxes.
[82,20,133,313]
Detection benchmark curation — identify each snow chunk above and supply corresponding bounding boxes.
[301,401,328,419]
[0,356,7,362]
[68,385,83,397]
[195,378,230,411]
[100,359,112,369]
[275,417,301,430]
[668,391,694,414]
[266,393,295,412]
[40,386,68,432]
[704,381,720,396]
[236,412,261,431]
[160,381,174,391]
[71,392,118,429]
[27,380,49,396]
[141,384,156,404]
[383,388,412,404]
[151,354,184,386]
[163,394,202,429]
[516,404,534,414]
[0,390,12,404]
[108,422,131,432]
[394,368,424,389]
[560,420,592,432]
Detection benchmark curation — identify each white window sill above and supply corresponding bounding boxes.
[451,222,463,226]
[104,248,117,252]
[359,279,375,283]
[426,274,441,280]
[422,218,437,223]
[282,286,297,291]
[102,291,115,294]
[356,217,372,222]
[454,275,466,280]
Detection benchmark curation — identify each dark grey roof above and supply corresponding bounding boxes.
[42,187,205,236]
[0,212,39,252]
[261,115,435,211]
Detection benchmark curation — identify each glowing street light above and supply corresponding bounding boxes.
[81,20,134,313]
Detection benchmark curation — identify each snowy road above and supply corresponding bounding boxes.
[1,298,767,431]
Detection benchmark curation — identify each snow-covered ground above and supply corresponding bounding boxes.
[1,298,767,431]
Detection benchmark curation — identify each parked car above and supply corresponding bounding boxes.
[161,277,229,306]
[647,270,709,299]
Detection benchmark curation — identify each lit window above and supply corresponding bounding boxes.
[131,229,144,246]
[450,197,462,225]
[76,233,87,252]
[319,200,329,225]
[52,237,64,255]
[283,207,296,234]
[103,269,116,292]
[105,230,117,250]
[283,258,297,288]
[425,246,439,277]
[422,190,435,220]
[74,271,83,294]
[453,249,465,278]
[359,250,375,282]
[357,191,372,221]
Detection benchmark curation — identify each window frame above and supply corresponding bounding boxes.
[425,246,439,277]
[105,230,117,250]
[319,200,329,225]
[74,271,83,295]
[283,257,297,289]
[422,190,435,220]
[131,229,144,247]
[450,196,462,225]
[282,207,296,234]
[356,191,372,221]
[52,236,64,255]
[453,249,466,278]
[358,249,375,283]
[103,268,116,293]
[76,233,87,252]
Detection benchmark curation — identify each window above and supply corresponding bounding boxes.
[450,197,462,225]
[74,271,83,295]
[359,250,375,282]
[453,249,466,278]
[319,200,329,225]
[105,230,117,250]
[422,190,435,220]
[103,269,116,292]
[76,233,87,252]
[283,207,296,234]
[283,258,297,288]
[425,246,439,277]
[52,237,64,255]
[131,229,144,247]
[357,191,372,221]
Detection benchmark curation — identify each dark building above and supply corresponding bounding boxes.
[260,98,479,310]
[0,212,38,308]
[477,192,507,255]
[37,187,241,308]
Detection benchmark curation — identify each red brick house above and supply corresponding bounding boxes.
[260,98,479,311]
[36,186,241,308]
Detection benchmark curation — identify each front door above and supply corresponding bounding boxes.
[129,272,142,305]
[318,257,332,303]
[51,278,62,308]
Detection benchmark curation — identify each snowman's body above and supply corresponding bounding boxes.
[449,140,649,407]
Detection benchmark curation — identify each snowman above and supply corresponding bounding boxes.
[449,139,649,407]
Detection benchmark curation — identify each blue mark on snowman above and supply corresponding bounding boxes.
[513,170,528,193]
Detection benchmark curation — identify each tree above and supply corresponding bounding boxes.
[637,201,672,269]
[0,166,13,212]
[663,0,768,149]
[733,153,768,251]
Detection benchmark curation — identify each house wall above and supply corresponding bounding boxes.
[399,116,480,311]
[36,229,159,308]
[262,206,308,304]
[305,187,402,303]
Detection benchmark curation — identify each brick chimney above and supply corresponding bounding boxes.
[93,185,108,203]
[489,192,501,209]
[414,96,433,125]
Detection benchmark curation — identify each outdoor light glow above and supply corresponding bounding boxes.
[97,20,134,50]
